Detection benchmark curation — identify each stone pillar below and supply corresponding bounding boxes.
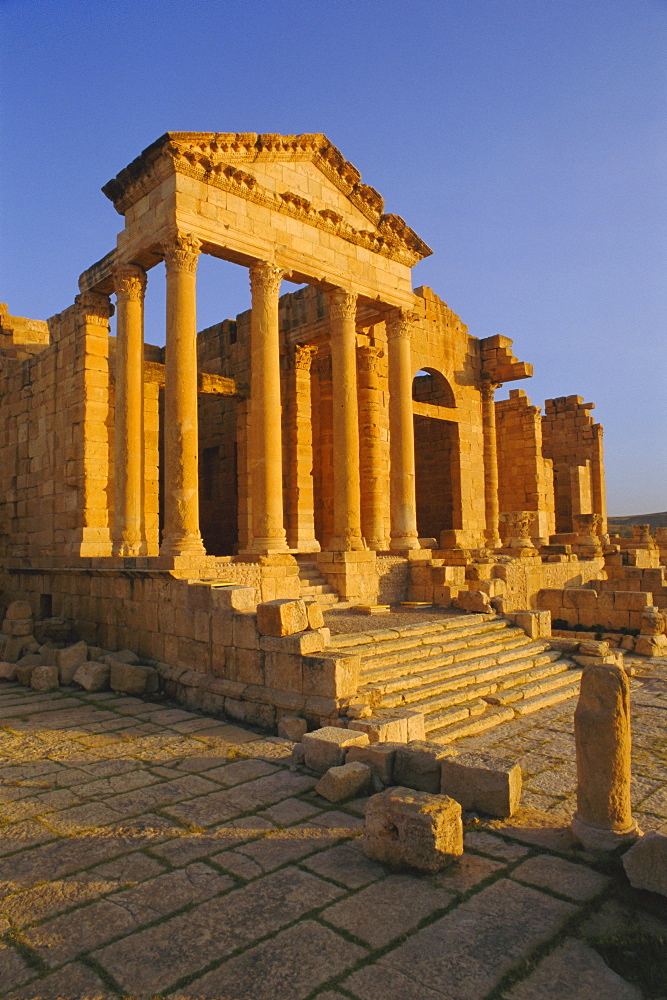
[112,265,147,556]
[315,354,334,549]
[159,233,206,559]
[481,380,502,548]
[572,662,641,850]
[358,344,386,550]
[387,309,419,550]
[286,344,320,552]
[247,261,288,553]
[327,288,363,550]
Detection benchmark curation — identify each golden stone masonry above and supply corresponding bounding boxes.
[1,132,665,733]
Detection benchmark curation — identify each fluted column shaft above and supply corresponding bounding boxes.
[358,345,386,550]
[160,233,205,558]
[328,289,363,550]
[112,265,147,556]
[387,310,419,550]
[481,380,502,547]
[248,261,288,552]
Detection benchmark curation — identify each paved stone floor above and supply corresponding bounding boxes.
[0,660,666,999]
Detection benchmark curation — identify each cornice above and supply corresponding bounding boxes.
[102,132,432,267]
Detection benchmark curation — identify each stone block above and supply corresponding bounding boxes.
[579,639,610,657]
[277,715,308,741]
[440,752,522,818]
[232,613,261,650]
[263,651,300,691]
[103,648,139,665]
[30,665,59,692]
[454,589,491,613]
[73,661,110,692]
[110,661,158,696]
[304,600,325,630]
[257,599,308,637]
[393,740,456,793]
[37,645,57,666]
[56,640,89,684]
[302,654,360,699]
[2,617,33,636]
[509,610,551,638]
[302,726,370,772]
[363,786,463,873]
[634,634,667,657]
[315,761,372,802]
[5,600,32,620]
[0,661,17,681]
[210,585,256,613]
[349,715,409,744]
[622,831,667,897]
[346,742,402,785]
[15,663,37,686]
[260,630,325,655]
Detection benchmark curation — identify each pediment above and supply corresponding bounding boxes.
[103,132,432,267]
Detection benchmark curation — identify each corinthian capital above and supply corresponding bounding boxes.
[74,291,114,326]
[326,287,357,322]
[357,344,383,374]
[249,260,286,298]
[480,379,501,403]
[292,344,317,372]
[386,308,419,340]
[113,264,147,302]
[161,232,201,274]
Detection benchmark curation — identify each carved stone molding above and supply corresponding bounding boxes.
[75,291,114,326]
[386,308,419,340]
[327,288,357,322]
[113,264,147,302]
[162,232,201,274]
[249,260,286,299]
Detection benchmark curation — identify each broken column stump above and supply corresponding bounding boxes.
[363,786,463,873]
[571,662,641,851]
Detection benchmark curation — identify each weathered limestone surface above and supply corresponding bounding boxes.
[302,727,369,772]
[440,753,522,818]
[572,663,641,850]
[315,761,371,802]
[364,786,463,872]
[622,831,667,897]
[393,741,455,793]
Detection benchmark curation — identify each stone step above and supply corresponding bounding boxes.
[487,663,580,705]
[426,705,515,743]
[300,583,337,597]
[327,614,501,650]
[422,699,489,732]
[334,622,526,666]
[512,678,582,715]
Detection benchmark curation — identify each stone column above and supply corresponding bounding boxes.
[286,344,320,552]
[481,380,502,548]
[358,344,386,550]
[248,260,288,553]
[327,289,363,550]
[572,662,641,850]
[112,265,147,556]
[159,233,206,559]
[387,309,419,550]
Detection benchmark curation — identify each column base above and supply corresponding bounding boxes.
[112,540,148,558]
[242,536,290,555]
[159,534,207,559]
[330,534,366,551]
[484,532,503,549]
[571,814,641,852]
[390,535,420,551]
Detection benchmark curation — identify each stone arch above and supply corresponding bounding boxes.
[412,367,456,408]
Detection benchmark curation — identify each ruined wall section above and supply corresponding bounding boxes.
[412,286,486,548]
[496,388,555,543]
[542,395,606,535]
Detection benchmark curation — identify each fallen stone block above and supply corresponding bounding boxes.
[290,743,306,766]
[0,661,17,681]
[37,645,57,666]
[622,832,667,897]
[363,786,463,873]
[349,714,410,744]
[73,661,110,692]
[579,639,611,657]
[2,617,34,637]
[110,661,158,696]
[440,752,522,818]
[103,649,139,666]
[304,600,325,630]
[572,653,619,668]
[393,740,456,793]
[257,599,308,637]
[634,634,667,657]
[315,761,372,802]
[346,742,402,786]
[30,665,59,693]
[5,600,32,620]
[454,589,491,614]
[1,636,34,663]
[15,663,37,686]
[277,715,308,741]
[302,726,370,772]
[56,640,89,684]
[509,610,552,639]
[34,618,72,645]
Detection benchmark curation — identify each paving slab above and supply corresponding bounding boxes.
[500,937,643,999]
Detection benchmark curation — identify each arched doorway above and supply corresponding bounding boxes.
[412,369,461,540]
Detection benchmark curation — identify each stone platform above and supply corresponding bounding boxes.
[0,660,665,999]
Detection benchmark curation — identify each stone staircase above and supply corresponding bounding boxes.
[296,558,339,606]
[328,613,581,743]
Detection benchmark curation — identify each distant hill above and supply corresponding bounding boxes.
[607,512,667,537]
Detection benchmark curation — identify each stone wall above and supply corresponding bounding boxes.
[537,585,654,632]
[542,395,606,534]
[496,389,555,543]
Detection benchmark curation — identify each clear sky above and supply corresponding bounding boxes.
[1,0,665,515]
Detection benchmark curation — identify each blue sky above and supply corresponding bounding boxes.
[1,0,665,514]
